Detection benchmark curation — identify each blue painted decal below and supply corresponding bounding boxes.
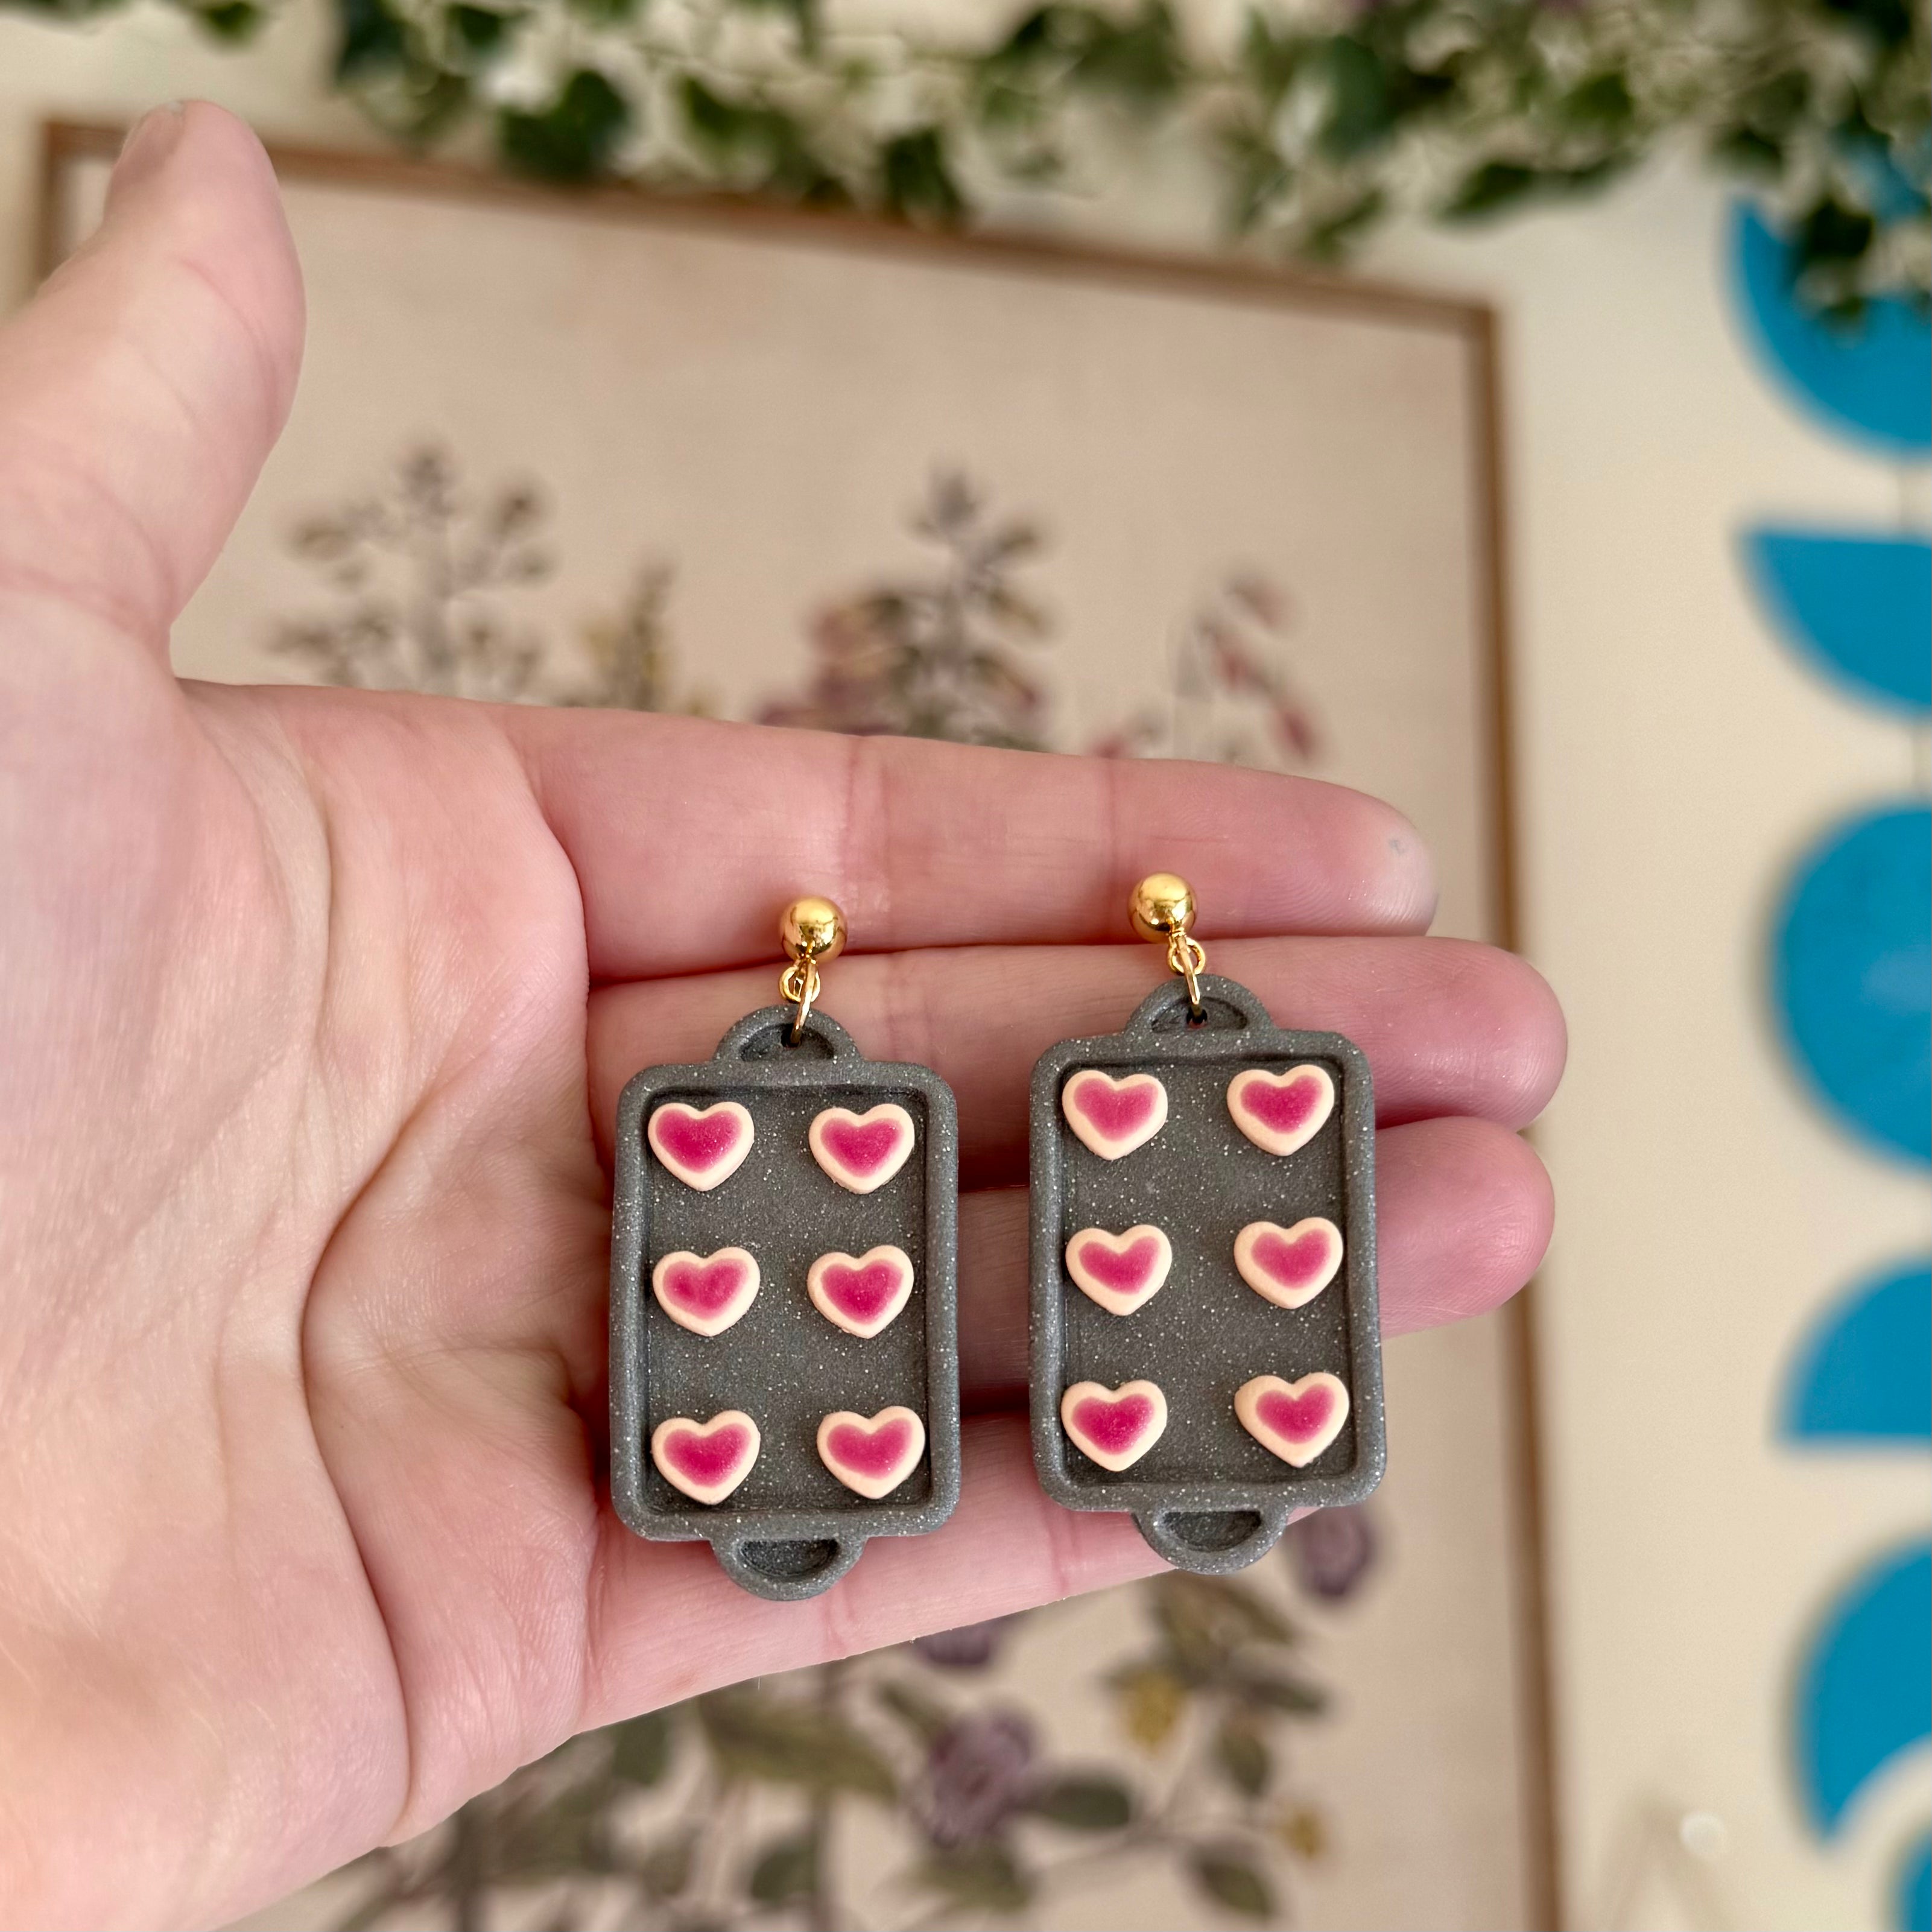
[1794,1543,1932,1837]
[1770,804,1932,1165]
[1782,1260,1932,1445]
[1731,204,1932,455]
[1744,528,1932,717]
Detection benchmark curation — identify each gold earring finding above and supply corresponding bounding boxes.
[1129,871,1206,1018]
[779,895,847,1040]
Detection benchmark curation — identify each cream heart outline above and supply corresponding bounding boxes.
[1234,1372,1350,1468]
[1226,1065,1335,1157]
[816,1405,926,1498]
[651,1410,761,1504]
[651,1247,761,1337]
[1060,1069,1169,1160]
[808,1103,916,1194]
[1232,1218,1343,1310]
[647,1100,755,1191]
[805,1246,916,1338]
[1059,1378,1168,1472]
[1065,1225,1173,1317]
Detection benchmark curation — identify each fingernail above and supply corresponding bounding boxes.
[112,103,186,190]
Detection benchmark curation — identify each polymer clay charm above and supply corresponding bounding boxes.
[1029,874,1385,1574]
[609,898,961,1601]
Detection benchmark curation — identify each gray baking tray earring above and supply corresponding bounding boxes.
[1029,974,1384,1573]
[610,1007,960,1601]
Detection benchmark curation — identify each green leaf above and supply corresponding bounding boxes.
[981,3,1065,72]
[746,1832,819,1905]
[1215,1720,1272,1797]
[875,1677,951,1746]
[1796,195,1877,267]
[1304,185,1386,258]
[679,80,840,199]
[332,0,407,81]
[1316,35,1454,161]
[1235,1668,1326,1717]
[1442,159,1539,220]
[1238,10,1304,108]
[195,0,263,40]
[880,126,967,224]
[1740,69,1811,137]
[1068,0,1186,108]
[1154,1573,1298,1680]
[1191,1846,1275,1919]
[913,1842,1034,1911]
[609,1708,674,1787]
[1027,1773,1133,1830]
[1712,126,1785,177]
[697,1690,896,1797]
[497,68,630,181]
[1562,71,1633,131]
[448,2,518,53]
[1816,0,1912,48]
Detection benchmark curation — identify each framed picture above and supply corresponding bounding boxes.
[39,119,1555,1931]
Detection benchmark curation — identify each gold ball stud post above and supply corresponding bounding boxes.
[780,895,847,966]
[779,896,846,1040]
[1129,872,1196,945]
[1129,872,1206,1015]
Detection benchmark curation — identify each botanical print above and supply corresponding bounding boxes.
[755,471,1052,749]
[270,446,696,714]
[259,442,1361,1930]
[269,447,1325,774]
[321,1553,1376,1931]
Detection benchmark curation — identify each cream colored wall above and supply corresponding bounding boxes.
[2,8,1925,1929]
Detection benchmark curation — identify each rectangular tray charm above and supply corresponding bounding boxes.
[611,1006,960,1601]
[1030,974,1384,1573]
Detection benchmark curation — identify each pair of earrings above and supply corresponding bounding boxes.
[609,876,1383,1601]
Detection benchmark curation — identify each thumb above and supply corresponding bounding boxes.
[0,103,304,656]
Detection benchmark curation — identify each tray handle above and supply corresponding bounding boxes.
[709,1004,866,1065]
[1133,1500,1293,1574]
[715,1532,864,1601]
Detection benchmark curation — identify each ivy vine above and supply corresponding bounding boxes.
[15,0,1928,311]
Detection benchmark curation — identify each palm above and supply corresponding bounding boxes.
[0,107,1563,1930]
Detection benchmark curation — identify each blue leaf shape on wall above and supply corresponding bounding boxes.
[1794,1542,1932,1837]
[1731,205,1932,455]
[1744,528,1932,717]
[1781,1260,1932,1445]
[1770,804,1932,1165]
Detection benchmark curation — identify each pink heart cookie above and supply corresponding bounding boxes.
[817,1405,926,1498]
[809,1103,916,1193]
[1065,1226,1173,1317]
[1234,1373,1350,1468]
[648,1100,755,1191]
[651,1410,761,1504]
[1226,1065,1334,1157]
[1060,1379,1168,1471]
[806,1245,915,1338]
[651,1247,761,1337]
[1061,1069,1168,1160]
[1232,1218,1343,1310]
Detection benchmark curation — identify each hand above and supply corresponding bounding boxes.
[0,104,1564,1928]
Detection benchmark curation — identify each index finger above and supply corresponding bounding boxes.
[513,710,1437,980]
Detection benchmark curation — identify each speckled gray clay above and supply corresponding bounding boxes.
[610,1006,960,1601]
[1029,974,1384,1573]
